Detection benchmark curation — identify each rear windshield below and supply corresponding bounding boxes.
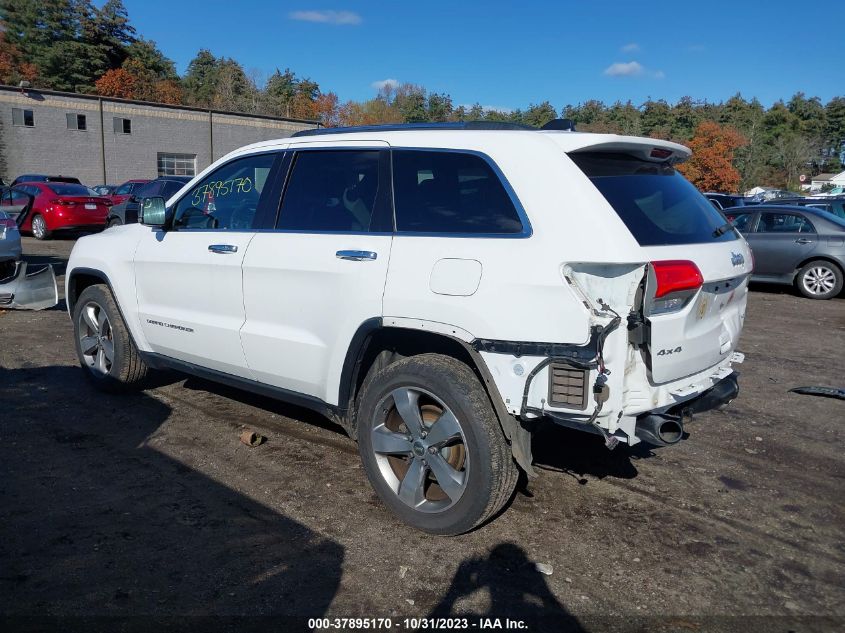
[47,183,98,196]
[571,152,738,246]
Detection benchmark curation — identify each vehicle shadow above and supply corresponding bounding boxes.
[427,543,585,633]
[0,366,344,628]
[529,422,653,483]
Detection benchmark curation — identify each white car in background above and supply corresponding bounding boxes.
[65,121,751,534]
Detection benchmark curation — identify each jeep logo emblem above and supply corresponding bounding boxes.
[730,252,745,267]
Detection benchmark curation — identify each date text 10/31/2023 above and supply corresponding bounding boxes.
[307,617,529,630]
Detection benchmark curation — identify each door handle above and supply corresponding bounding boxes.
[795,238,812,244]
[336,250,377,261]
[208,244,238,254]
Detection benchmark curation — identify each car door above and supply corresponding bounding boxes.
[0,188,32,223]
[240,143,393,405]
[133,151,283,378]
[746,210,818,278]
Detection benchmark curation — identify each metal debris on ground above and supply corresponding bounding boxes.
[239,430,266,447]
[535,562,553,576]
[789,386,845,401]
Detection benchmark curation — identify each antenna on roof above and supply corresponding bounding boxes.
[541,118,576,131]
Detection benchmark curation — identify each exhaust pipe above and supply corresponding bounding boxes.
[635,413,684,447]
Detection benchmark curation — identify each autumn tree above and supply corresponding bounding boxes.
[679,121,747,193]
[94,66,136,98]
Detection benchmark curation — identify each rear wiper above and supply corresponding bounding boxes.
[712,221,734,237]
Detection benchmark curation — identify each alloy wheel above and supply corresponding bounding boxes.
[32,215,46,239]
[802,266,836,296]
[77,301,114,376]
[370,387,469,513]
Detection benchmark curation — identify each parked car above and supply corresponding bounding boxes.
[12,182,110,240]
[725,205,845,299]
[0,208,22,265]
[704,192,753,210]
[107,179,151,207]
[769,196,845,220]
[66,122,751,534]
[11,174,81,187]
[106,177,190,227]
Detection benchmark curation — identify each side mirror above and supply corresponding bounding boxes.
[140,197,168,228]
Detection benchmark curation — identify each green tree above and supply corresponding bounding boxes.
[182,49,219,107]
[86,0,134,70]
[523,101,556,128]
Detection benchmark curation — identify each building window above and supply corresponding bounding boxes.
[66,113,87,131]
[113,117,131,134]
[157,153,196,177]
[12,108,34,127]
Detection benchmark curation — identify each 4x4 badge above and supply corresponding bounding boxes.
[731,252,745,267]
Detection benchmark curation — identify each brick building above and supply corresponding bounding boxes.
[0,85,317,186]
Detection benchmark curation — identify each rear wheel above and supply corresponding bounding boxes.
[796,260,843,299]
[356,354,518,535]
[31,214,50,240]
[72,284,148,391]
[108,217,123,228]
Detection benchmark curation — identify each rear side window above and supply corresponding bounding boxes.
[277,150,380,232]
[756,212,814,233]
[571,152,738,246]
[392,150,524,234]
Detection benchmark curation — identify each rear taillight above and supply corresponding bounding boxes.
[51,198,77,206]
[650,260,703,314]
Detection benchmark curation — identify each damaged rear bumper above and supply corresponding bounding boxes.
[0,261,59,310]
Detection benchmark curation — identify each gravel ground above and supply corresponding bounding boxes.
[1,235,843,632]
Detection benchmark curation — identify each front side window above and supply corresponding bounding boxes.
[114,182,134,195]
[571,152,739,246]
[277,150,380,232]
[756,213,815,234]
[392,150,524,234]
[174,153,275,230]
[727,212,755,233]
[12,108,34,127]
[134,181,163,199]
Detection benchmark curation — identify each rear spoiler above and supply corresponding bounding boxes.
[568,140,691,165]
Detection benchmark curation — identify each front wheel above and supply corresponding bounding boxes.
[72,284,148,391]
[797,260,843,299]
[31,214,50,240]
[356,354,518,535]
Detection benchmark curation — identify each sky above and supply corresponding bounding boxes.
[123,0,840,111]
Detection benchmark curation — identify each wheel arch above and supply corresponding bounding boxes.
[792,255,845,282]
[67,267,112,314]
[340,320,533,474]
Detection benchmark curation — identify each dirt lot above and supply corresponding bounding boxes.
[1,235,844,632]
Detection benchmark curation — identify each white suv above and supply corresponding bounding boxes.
[66,122,751,535]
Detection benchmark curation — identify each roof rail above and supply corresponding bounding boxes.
[291,121,536,137]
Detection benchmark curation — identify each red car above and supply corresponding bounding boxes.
[108,179,151,207]
[12,182,110,240]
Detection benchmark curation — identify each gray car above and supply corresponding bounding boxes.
[726,205,845,299]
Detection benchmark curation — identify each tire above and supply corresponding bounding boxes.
[796,260,843,300]
[31,214,50,240]
[108,217,123,228]
[72,284,148,391]
[356,353,518,535]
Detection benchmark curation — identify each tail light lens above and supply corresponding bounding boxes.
[650,260,703,314]
[51,198,77,206]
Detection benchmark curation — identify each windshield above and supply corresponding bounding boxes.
[47,183,99,196]
[570,152,738,246]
